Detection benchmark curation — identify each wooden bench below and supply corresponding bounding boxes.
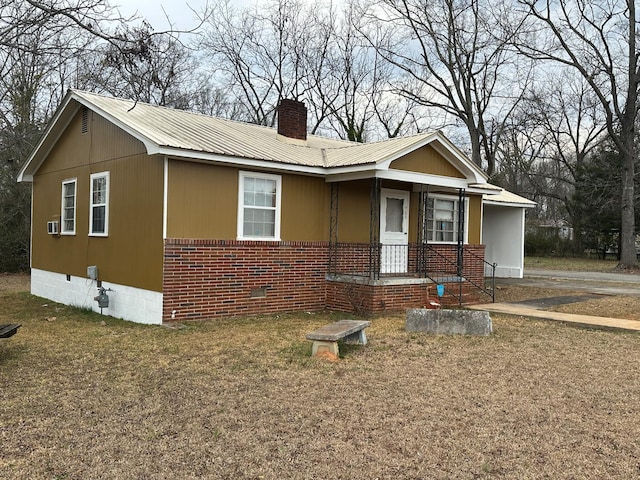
[0,324,21,339]
[306,319,370,356]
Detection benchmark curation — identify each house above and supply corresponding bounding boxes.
[18,91,534,324]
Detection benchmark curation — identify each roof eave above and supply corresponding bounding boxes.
[484,199,537,208]
[371,131,488,184]
[155,146,327,176]
[18,91,79,183]
[18,90,163,183]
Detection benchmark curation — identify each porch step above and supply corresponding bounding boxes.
[436,286,492,307]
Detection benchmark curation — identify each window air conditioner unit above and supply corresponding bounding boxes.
[47,221,59,235]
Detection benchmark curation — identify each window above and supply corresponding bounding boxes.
[89,172,109,236]
[238,171,281,240]
[61,179,77,234]
[385,198,404,233]
[427,196,466,243]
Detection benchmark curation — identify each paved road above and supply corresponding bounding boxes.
[496,267,640,297]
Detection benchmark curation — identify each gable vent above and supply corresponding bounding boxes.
[81,106,88,134]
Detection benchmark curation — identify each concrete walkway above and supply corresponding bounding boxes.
[470,268,640,332]
[468,303,640,332]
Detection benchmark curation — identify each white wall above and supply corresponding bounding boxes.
[482,205,525,278]
[31,269,163,324]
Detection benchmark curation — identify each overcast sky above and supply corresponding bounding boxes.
[113,0,253,30]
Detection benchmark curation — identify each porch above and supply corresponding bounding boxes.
[324,177,496,314]
[326,242,495,314]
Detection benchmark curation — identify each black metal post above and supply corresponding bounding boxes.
[329,182,339,275]
[457,188,465,278]
[369,178,381,280]
[417,185,429,277]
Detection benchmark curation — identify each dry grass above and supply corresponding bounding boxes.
[0,272,30,294]
[2,275,640,479]
[525,256,622,272]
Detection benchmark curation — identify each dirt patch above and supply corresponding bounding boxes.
[548,295,640,321]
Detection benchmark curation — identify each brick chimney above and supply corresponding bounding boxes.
[277,99,307,141]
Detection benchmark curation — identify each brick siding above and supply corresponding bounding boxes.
[162,240,487,322]
[163,239,328,321]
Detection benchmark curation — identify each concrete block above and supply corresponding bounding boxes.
[311,340,339,356]
[406,308,492,336]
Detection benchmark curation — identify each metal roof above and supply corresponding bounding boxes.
[483,189,536,207]
[19,90,490,187]
[72,90,352,168]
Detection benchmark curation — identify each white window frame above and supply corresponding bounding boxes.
[89,171,110,237]
[60,178,77,235]
[426,194,469,244]
[237,171,282,241]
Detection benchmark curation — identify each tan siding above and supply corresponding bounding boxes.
[281,175,329,241]
[166,161,238,239]
[409,192,419,242]
[37,112,92,175]
[32,109,164,292]
[391,145,465,178]
[89,112,147,163]
[336,180,371,242]
[86,155,164,291]
[467,194,482,244]
[32,170,90,275]
[167,162,330,241]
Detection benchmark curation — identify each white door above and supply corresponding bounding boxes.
[380,189,410,274]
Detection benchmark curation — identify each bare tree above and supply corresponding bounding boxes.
[201,0,315,126]
[201,0,426,140]
[0,9,87,271]
[0,0,193,270]
[360,0,531,174]
[95,23,197,108]
[516,0,639,268]
[530,73,606,253]
[314,4,385,141]
[1,0,113,51]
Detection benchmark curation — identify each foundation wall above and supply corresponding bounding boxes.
[163,241,487,322]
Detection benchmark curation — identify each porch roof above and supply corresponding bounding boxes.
[483,189,536,208]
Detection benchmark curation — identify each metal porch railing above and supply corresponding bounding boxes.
[328,242,496,304]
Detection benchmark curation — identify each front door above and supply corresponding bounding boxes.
[380,189,410,274]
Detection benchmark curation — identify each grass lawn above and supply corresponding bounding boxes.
[2,275,640,479]
[525,255,622,272]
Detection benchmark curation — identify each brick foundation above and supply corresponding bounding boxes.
[325,280,434,314]
[163,239,328,321]
[162,240,487,322]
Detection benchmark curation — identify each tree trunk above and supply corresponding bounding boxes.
[618,142,637,268]
[617,0,637,269]
[469,129,483,172]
